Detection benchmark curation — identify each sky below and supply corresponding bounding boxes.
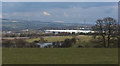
[2,2,118,24]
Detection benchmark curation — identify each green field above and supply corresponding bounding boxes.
[26,35,96,48]
[3,35,118,64]
[26,35,92,43]
[3,48,118,64]
[26,36,73,43]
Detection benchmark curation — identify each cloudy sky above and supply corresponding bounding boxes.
[2,2,118,24]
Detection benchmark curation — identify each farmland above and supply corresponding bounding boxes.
[2,36,118,64]
[26,36,73,43]
[26,35,96,48]
[2,48,118,64]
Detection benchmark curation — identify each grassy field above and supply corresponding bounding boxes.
[26,35,96,48]
[3,35,118,64]
[26,36,73,43]
[3,48,118,64]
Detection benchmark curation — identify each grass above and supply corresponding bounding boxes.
[26,36,73,43]
[3,35,118,64]
[26,35,96,48]
[2,48,118,64]
[72,35,94,48]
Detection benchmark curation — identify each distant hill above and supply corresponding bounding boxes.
[2,19,93,31]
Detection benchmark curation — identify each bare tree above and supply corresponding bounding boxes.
[92,19,106,47]
[93,17,117,48]
[103,17,117,48]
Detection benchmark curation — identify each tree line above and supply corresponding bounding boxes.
[2,37,77,48]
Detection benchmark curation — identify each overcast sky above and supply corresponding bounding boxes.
[2,2,118,24]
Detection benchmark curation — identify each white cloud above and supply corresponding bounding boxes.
[43,11,51,16]
[0,16,2,18]
[64,12,69,17]
[54,21,64,23]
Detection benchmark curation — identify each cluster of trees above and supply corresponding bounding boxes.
[2,33,70,38]
[61,38,76,48]
[2,37,77,48]
[2,37,48,48]
[3,39,29,48]
[52,38,77,48]
[3,33,48,37]
[92,17,120,48]
[34,37,47,43]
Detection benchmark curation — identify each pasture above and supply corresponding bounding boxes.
[2,48,118,64]
[26,35,97,48]
[26,36,73,43]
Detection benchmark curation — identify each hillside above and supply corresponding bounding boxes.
[2,19,93,31]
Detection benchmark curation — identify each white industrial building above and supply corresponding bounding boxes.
[45,30,94,34]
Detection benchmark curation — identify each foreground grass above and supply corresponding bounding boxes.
[3,48,118,64]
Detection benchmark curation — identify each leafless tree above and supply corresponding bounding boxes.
[103,17,117,47]
[93,17,117,48]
